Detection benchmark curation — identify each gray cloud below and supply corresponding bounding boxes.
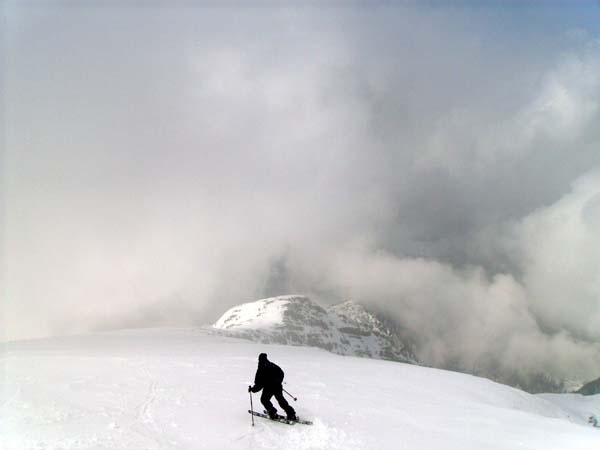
[3,2,600,385]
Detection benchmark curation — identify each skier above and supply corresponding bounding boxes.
[248,353,297,421]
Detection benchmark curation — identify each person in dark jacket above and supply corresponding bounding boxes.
[248,353,296,420]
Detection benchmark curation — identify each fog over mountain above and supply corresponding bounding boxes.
[3,2,600,387]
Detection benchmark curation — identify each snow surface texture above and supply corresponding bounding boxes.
[2,328,599,450]
[213,295,417,364]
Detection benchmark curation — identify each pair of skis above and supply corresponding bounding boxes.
[248,410,313,426]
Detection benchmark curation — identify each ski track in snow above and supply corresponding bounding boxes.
[126,362,164,448]
[248,418,363,450]
[1,328,600,450]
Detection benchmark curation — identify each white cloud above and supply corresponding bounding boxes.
[3,3,600,386]
[520,170,600,341]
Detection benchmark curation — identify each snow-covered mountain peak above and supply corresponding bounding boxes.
[213,295,417,364]
[329,301,381,329]
[213,295,325,331]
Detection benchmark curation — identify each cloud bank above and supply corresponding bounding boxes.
[3,2,600,385]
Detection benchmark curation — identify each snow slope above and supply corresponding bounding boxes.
[2,328,599,450]
[214,295,417,363]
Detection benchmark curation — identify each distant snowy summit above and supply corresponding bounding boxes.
[577,376,600,395]
[213,295,417,364]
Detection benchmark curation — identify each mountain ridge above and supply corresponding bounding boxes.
[578,377,600,395]
[213,295,418,364]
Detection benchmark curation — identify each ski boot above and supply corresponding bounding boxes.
[265,408,278,420]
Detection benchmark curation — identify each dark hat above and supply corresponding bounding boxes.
[258,353,268,362]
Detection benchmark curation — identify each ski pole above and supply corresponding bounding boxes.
[249,389,254,426]
[282,387,297,401]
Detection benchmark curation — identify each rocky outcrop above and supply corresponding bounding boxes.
[213,295,417,364]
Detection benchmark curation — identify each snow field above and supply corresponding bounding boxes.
[1,328,599,449]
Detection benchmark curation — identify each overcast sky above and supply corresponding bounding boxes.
[3,1,600,382]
